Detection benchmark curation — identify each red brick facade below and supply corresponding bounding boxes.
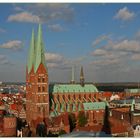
[26,63,49,129]
[3,116,17,137]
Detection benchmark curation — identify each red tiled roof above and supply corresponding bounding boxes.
[0,101,3,105]
[0,110,5,115]
[10,104,23,112]
[102,92,112,97]
[10,104,17,110]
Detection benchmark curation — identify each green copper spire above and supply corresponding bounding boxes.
[27,29,35,73]
[70,65,75,84]
[80,66,85,86]
[34,24,47,73]
[131,99,135,112]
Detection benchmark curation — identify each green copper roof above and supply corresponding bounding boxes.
[133,113,140,116]
[34,24,47,73]
[50,84,98,94]
[125,89,140,93]
[27,29,35,73]
[83,102,106,111]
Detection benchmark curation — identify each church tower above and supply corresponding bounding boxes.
[80,66,85,86]
[26,24,49,127]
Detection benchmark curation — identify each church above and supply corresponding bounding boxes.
[26,24,108,135]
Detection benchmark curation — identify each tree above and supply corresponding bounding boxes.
[59,130,66,136]
[36,122,46,137]
[78,111,87,127]
[68,113,76,132]
[47,131,58,137]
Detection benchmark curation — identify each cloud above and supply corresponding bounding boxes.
[8,12,41,23]
[14,6,24,11]
[91,34,140,71]
[30,4,74,22]
[92,58,120,67]
[92,49,108,56]
[111,40,140,53]
[0,40,23,50]
[9,4,74,24]
[45,52,64,68]
[48,24,65,32]
[114,7,135,21]
[131,53,140,60]
[92,35,110,47]
[45,52,84,69]
[45,52,63,63]
[0,55,10,65]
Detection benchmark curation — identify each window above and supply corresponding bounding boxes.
[44,95,46,102]
[38,87,41,92]
[38,96,40,102]
[38,77,41,83]
[84,94,86,98]
[38,107,41,112]
[89,94,91,98]
[42,86,45,92]
[79,95,81,100]
[42,77,45,82]
[62,95,65,100]
[73,94,75,99]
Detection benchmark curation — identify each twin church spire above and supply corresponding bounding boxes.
[27,24,47,74]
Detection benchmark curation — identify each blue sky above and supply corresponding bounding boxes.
[1,3,140,83]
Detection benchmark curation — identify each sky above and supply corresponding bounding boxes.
[1,3,140,83]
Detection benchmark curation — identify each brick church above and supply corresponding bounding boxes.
[26,24,107,135]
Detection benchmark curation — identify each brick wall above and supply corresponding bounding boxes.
[3,116,17,137]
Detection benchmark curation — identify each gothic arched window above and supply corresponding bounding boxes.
[38,87,41,92]
[68,95,70,100]
[42,77,45,83]
[42,86,45,92]
[38,77,41,83]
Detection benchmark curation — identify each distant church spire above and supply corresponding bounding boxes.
[70,65,75,84]
[80,66,85,86]
[131,99,135,112]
